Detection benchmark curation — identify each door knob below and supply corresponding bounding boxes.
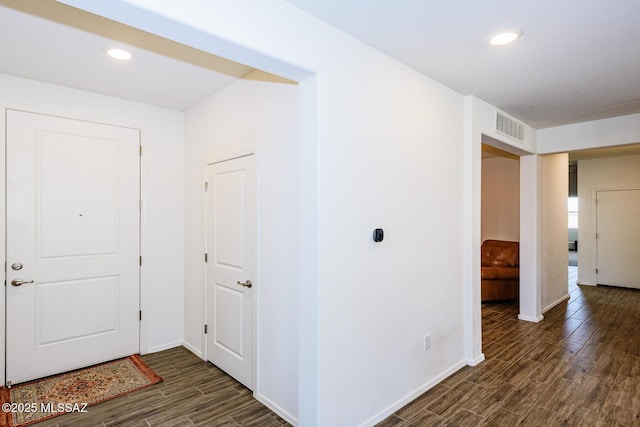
[236,280,252,288]
[10,279,34,287]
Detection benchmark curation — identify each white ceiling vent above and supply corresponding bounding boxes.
[495,112,525,142]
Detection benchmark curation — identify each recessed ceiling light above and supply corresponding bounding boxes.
[489,32,521,46]
[106,48,134,61]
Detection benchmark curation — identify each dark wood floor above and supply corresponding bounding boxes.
[379,278,640,426]
[34,346,289,427]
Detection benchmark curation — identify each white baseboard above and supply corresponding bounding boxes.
[254,393,298,426]
[577,281,596,286]
[358,359,468,427]
[467,353,485,366]
[542,294,570,314]
[518,314,544,323]
[145,341,183,354]
[182,341,204,360]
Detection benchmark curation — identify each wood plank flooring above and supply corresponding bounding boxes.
[378,276,640,426]
[31,346,289,427]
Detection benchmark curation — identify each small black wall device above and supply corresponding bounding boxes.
[373,228,384,242]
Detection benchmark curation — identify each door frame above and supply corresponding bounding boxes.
[2,105,146,385]
[202,146,258,390]
[593,186,640,286]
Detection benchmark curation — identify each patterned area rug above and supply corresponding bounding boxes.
[0,355,162,427]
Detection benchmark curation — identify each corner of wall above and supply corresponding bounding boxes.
[462,95,482,365]
[182,340,204,360]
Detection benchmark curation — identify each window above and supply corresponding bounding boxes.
[568,197,578,228]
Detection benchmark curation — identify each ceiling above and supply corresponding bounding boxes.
[286,0,640,129]
[0,0,253,111]
[1,1,639,130]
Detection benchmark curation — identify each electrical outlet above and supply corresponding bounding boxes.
[424,334,431,350]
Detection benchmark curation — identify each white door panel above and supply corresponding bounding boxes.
[214,284,245,357]
[6,110,140,385]
[206,155,255,389]
[38,134,120,258]
[596,189,640,289]
[36,276,120,345]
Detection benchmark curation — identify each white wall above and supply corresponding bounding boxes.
[67,2,540,425]
[111,3,468,426]
[517,151,569,320]
[539,154,569,312]
[0,73,185,380]
[317,62,467,427]
[184,72,299,422]
[519,156,542,322]
[537,113,640,153]
[481,156,520,242]
[577,154,640,285]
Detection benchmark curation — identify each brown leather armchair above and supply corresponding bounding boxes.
[481,240,519,301]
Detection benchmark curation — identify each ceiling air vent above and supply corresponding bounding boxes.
[495,112,524,142]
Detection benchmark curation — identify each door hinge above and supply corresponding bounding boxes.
[139,256,142,266]
[204,181,208,192]
[204,324,208,334]
[596,268,599,274]
[140,145,142,156]
[204,253,208,263]
[595,198,598,205]
[595,233,599,239]
[139,310,142,321]
[140,200,143,211]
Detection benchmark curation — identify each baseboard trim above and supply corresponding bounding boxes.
[254,393,298,426]
[145,341,183,354]
[467,353,485,366]
[577,281,596,286]
[182,341,204,360]
[358,359,468,427]
[542,294,570,314]
[518,314,544,323]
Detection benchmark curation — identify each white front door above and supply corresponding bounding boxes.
[596,189,640,289]
[206,155,256,389]
[6,110,141,385]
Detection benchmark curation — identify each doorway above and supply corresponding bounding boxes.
[596,189,640,289]
[5,110,141,385]
[204,153,257,390]
[480,143,521,352]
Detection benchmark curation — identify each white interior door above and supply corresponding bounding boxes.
[206,155,255,389]
[6,110,140,385]
[596,189,640,289]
